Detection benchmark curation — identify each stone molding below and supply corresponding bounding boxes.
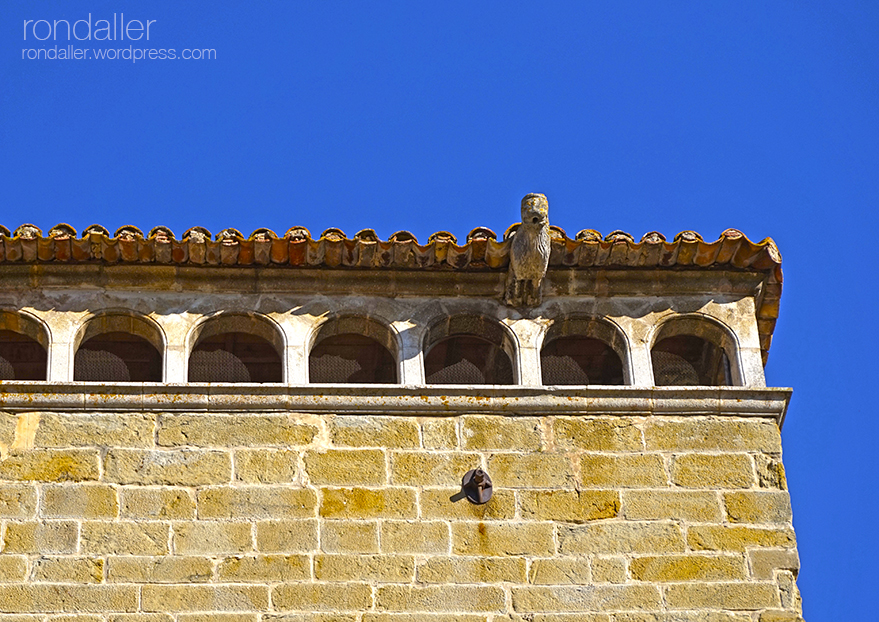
[0,383,792,425]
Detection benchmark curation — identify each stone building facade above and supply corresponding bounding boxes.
[0,211,802,621]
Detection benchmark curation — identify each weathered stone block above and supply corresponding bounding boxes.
[32,557,103,583]
[3,520,77,554]
[758,612,805,622]
[0,450,99,482]
[255,520,318,553]
[173,522,252,555]
[330,416,419,449]
[197,487,316,519]
[528,558,589,585]
[320,520,378,553]
[623,490,722,522]
[557,522,685,555]
[590,557,626,583]
[664,582,781,610]
[234,450,298,484]
[34,414,156,448]
[420,488,515,520]
[776,569,801,610]
[421,419,457,449]
[363,615,487,622]
[755,454,787,490]
[141,585,269,612]
[305,450,386,486]
[265,615,357,622]
[451,522,554,557]
[107,556,213,583]
[418,556,525,584]
[552,418,642,451]
[391,452,477,486]
[382,521,449,554]
[108,615,174,622]
[670,454,754,489]
[272,583,372,611]
[0,585,138,612]
[488,454,574,488]
[177,615,257,622]
[319,487,416,519]
[0,556,27,581]
[41,484,118,518]
[104,449,231,486]
[724,491,792,524]
[315,555,415,583]
[157,414,316,447]
[687,526,796,551]
[519,490,619,522]
[375,585,505,612]
[613,615,749,622]
[644,419,781,453]
[217,555,310,582]
[509,615,610,622]
[748,548,800,580]
[629,555,747,582]
[0,485,37,518]
[120,487,195,519]
[511,585,662,612]
[81,521,169,556]
[461,416,541,451]
[579,454,667,488]
[27,615,104,622]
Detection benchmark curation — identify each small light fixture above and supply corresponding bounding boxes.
[461,468,493,504]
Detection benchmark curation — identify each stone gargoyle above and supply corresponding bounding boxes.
[504,193,551,307]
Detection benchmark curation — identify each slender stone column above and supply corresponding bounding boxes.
[507,318,544,386]
[156,314,190,384]
[278,315,313,384]
[43,311,79,382]
[395,320,425,385]
[614,316,655,387]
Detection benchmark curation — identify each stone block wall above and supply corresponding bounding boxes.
[0,410,803,621]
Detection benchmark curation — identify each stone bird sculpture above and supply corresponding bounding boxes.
[505,193,551,307]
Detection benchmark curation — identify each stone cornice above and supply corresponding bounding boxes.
[0,264,766,298]
[0,384,792,426]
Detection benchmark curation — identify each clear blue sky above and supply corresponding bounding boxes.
[3,2,877,618]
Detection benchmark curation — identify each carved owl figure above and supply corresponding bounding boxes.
[505,193,551,307]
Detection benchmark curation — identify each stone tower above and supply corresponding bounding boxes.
[0,204,802,620]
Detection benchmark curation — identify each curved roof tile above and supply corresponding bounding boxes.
[84,224,111,237]
[115,225,144,240]
[284,226,310,241]
[466,227,496,242]
[48,224,77,239]
[148,226,175,240]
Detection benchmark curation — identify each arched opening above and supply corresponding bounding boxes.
[309,316,398,384]
[0,311,48,381]
[188,314,283,383]
[541,318,626,385]
[651,316,738,386]
[74,313,163,382]
[424,314,515,385]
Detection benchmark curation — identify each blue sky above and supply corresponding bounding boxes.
[3,2,878,617]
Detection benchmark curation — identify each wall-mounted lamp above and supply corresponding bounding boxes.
[462,468,492,504]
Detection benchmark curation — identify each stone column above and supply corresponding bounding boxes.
[277,314,313,384]
[614,316,654,387]
[506,318,544,386]
[149,313,190,384]
[395,320,425,385]
[43,310,80,382]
